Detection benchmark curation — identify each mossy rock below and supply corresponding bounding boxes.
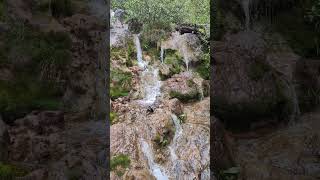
[169,90,201,103]
[213,79,291,132]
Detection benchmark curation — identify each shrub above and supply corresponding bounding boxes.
[110,154,131,177]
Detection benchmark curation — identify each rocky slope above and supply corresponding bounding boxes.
[110,16,210,179]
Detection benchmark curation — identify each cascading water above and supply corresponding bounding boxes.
[133,34,148,69]
[241,0,251,30]
[133,34,161,105]
[140,139,169,180]
[160,46,164,64]
[168,114,183,162]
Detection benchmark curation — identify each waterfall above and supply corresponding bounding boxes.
[133,34,161,105]
[140,139,169,180]
[241,0,251,30]
[133,34,147,69]
[160,46,164,64]
[182,47,190,71]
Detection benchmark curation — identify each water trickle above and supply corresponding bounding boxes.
[140,139,169,180]
[168,114,183,163]
[242,0,251,30]
[160,46,164,64]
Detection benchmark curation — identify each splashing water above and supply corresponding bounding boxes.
[140,139,169,180]
[133,34,161,105]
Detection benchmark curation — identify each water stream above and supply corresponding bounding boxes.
[168,114,183,162]
[160,46,164,64]
[133,34,161,105]
[140,139,169,180]
[241,0,251,30]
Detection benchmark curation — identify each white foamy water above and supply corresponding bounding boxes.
[140,139,169,180]
[133,34,148,69]
[133,34,161,105]
[160,46,164,64]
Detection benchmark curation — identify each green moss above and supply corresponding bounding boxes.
[0,78,63,123]
[110,69,132,100]
[216,167,240,180]
[0,162,29,179]
[195,52,210,80]
[110,111,117,125]
[110,154,131,177]
[169,90,201,103]
[153,121,175,149]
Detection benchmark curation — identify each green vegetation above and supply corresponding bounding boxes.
[0,162,29,179]
[153,121,175,148]
[112,0,209,40]
[110,154,131,177]
[159,50,184,80]
[110,69,132,100]
[110,111,117,125]
[178,113,187,123]
[169,90,201,103]
[196,52,210,80]
[0,24,70,122]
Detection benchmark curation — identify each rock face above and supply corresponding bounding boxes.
[212,31,294,129]
[235,109,320,180]
[6,111,107,179]
[62,14,106,122]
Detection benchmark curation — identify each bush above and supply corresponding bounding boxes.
[110,154,131,177]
